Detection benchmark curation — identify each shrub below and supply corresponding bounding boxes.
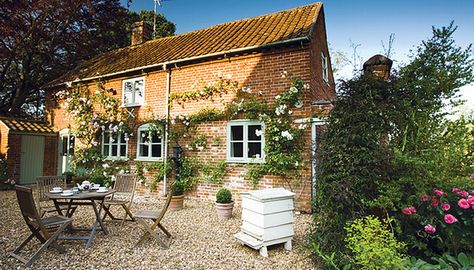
[345,216,407,270]
[216,188,232,203]
[173,180,184,196]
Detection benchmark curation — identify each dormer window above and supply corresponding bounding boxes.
[122,77,144,107]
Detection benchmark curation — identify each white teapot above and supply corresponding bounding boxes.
[80,180,91,191]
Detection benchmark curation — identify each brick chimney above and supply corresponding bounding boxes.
[131,21,152,46]
[363,54,393,79]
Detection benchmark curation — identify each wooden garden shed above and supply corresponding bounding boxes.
[0,117,58,184]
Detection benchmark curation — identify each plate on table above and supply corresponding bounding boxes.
[96,189,108,193]
[60,192,74,197]
[50,190,62,193]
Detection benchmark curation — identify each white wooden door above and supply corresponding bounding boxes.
[20,135,45,184]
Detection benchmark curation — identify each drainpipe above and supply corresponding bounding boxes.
[163,64,171,194]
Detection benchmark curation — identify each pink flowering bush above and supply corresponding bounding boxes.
[400,186,474,255]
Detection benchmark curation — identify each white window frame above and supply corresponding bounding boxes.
[102,131,128,160]
[135,123,164,161]
[122,76,145,107]
[226,120,265,163]
[322,51,329,83]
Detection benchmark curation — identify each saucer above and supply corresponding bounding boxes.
[50,190,62,193]
[96,189,108,193]
[60,192,74,196]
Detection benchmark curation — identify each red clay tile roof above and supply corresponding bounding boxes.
[0,117,56,134]
[50,3,322,86]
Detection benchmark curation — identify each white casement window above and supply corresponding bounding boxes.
[226,120,264,163]
[322,51,329,83]
[122,77,145,107]
[136,124,163,161]
[102,132,128,159]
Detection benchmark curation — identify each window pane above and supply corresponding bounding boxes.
[103,134,110,143]
[120,133,126,143]
[139,144,148,157]
[111,145,118,156]
[134,79,144,104]
[69,136,75,154]
[103,145,109,156]
[231,142,243,158]
[151,144,161,157]
[111,133,118,142]
[248,142,262,158]
[231,126,243,141]
[139,130,148,143]
[151,132,161,143]
[248,125,262,141]
[124,82,133,104]
[120,145,126,157]
[61,137,68,156]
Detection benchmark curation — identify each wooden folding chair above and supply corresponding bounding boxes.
[102,174,137,226]
[134,181,175,248]
[10,185,72,268]
[36,176,77,217]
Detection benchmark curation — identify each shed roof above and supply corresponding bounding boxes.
[49,2,322,86]
[0,117,56,135]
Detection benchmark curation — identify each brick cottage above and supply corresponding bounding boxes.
[45,2,335,211]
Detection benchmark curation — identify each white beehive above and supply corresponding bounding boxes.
[235,188,295,257]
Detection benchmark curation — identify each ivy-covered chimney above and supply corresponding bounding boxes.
[131,21,152,46]
[363,54,393,79]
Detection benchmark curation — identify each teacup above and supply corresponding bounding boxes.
[53,187,62,192]
[98,187,107,192]
[93,184,101,189]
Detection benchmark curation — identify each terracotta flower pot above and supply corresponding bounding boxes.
[216,201,234,219]
[169,195,184,211]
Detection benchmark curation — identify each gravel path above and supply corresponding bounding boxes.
[0,190,315,270]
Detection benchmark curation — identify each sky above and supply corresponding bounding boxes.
[122,0,474,113]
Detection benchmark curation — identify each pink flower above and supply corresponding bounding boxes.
[433,189,446,196]
[469,173,474,178]
[420,194,429,202]
[468,196,474,205]
[444,214,458,224]
[452,187,461,193]
[458,191,469,197]
[441,203,450,211]
[458,199,470,209]
[431,198,439,207]
[424,224,436,234]
[402,207,416,215]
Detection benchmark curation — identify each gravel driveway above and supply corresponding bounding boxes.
[0,190,315,269]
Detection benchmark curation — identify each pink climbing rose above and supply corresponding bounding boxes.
[434,189,446,196]
[424,224,436,234]
[420,194,429,202]
[444,214,458,224]
[441,203,450,211]
[458,199,470,209]
[402,207,416,215]
[468,196,474,205]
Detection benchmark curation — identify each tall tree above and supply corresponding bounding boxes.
[0,0,175,118]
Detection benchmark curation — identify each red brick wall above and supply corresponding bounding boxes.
[7,134,21,182]
[43,136,58,176]
[47,40,334,212]
[309,8,336,102]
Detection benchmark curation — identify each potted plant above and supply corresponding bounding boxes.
[169,180,185,211]
[215,188,234,219]
[62,171,74,184]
